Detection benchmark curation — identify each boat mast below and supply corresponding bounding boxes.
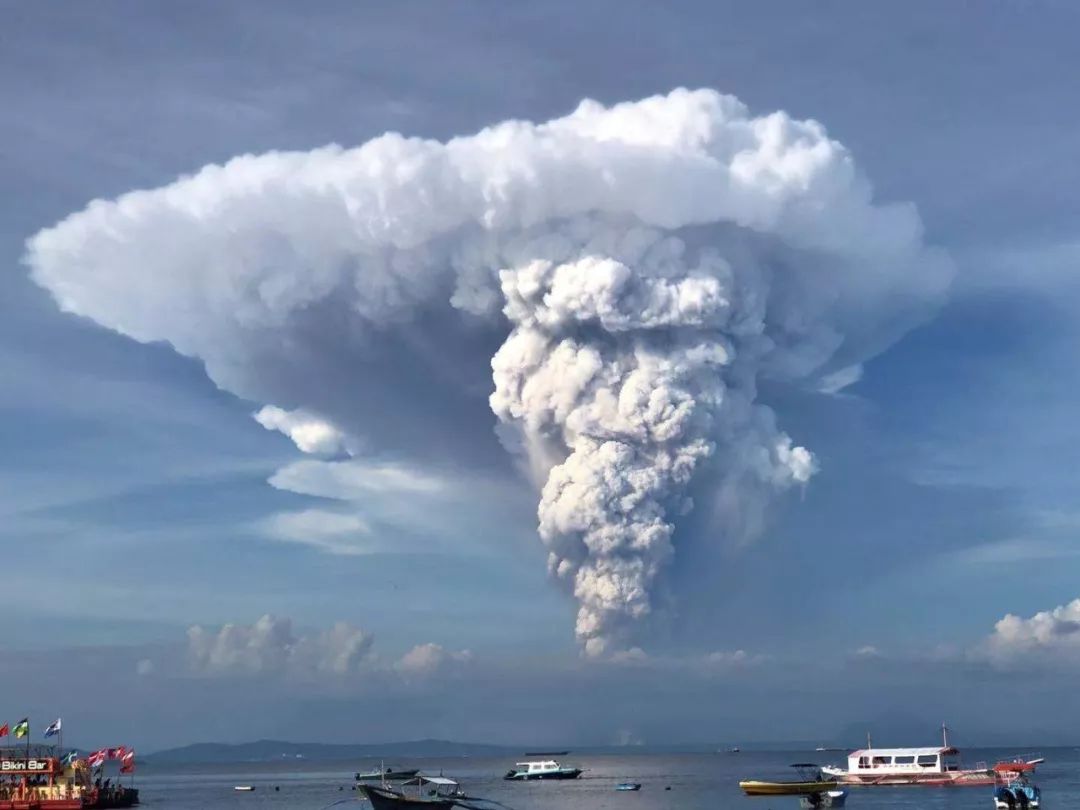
[942,723,949,749]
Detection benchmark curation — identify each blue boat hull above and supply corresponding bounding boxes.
[504,769,583,781]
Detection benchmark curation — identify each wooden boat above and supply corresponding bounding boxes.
[358,779,463,810]
[821,725,1002,786]
[740,764,838,796]
[740,779,840,796]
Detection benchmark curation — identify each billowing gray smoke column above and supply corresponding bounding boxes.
[26,89,951,656]
[487,238,822,655]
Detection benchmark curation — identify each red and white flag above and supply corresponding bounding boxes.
[87,749,108,768]
[0,724,8,738]
[112,746,127,760]
[120,749,136,774]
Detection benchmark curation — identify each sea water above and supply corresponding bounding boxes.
[131,748,1080,809]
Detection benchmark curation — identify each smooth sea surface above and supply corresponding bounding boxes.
[130,749,1080,810]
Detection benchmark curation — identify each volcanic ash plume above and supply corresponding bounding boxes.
[25,89,951,656]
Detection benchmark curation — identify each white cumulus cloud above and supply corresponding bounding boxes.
[186,614,374,676]
[985,598,1080,665]
[703,649,762,667]
[254,405,349,455]
[395,643,473,677]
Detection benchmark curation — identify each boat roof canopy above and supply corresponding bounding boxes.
[404,776,458,786]
[849,747,954,757]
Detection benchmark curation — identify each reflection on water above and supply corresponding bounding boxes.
[132,748,1080,810]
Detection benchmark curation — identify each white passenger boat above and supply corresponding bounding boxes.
[504,759,583,780]
[821,726,995,786]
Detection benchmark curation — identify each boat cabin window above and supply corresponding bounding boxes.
[857,756,871,769]
[917,755,939,767]
[872,756,892,766]
[894,756,915,765]
[942,754,959,772]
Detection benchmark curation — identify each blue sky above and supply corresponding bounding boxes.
[4,1,1080,750]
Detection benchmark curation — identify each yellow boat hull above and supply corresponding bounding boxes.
[739,780,838,796]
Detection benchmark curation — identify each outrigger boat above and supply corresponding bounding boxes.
[739,764,838,796]
[358,775,505,810]
[821,725,1003,786]
[359,777,462,810]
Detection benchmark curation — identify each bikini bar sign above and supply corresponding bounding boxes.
[0,758,52,772]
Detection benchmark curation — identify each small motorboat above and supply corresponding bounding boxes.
[994,782,1040,809]
[504,758,583,780]
[992,759,1041,808]
[740,764,838,796]
[800,789,849,808]
[233,785,256,791]
[616,783,642,791]
[993,763,1040,809]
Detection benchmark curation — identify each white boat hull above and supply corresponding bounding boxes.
[821,766,995,787]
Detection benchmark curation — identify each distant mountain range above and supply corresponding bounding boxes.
[143,738,519,764]
[143,732,1060,764]
[143,738,855,764]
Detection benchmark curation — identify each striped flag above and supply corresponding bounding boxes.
[120,749,136,774]
[87,749,107,768]
[13,719,29,739]
[44,718,62,738]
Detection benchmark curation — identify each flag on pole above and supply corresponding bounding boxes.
[120,749,136,774]
[88,749,107,768]
[0,724,8,737]
[112,746,127,760]
[44,718,62,738]
[62,750,79,765]
[13,719,29,739]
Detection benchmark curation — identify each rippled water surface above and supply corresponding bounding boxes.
[131,749,1079,810]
